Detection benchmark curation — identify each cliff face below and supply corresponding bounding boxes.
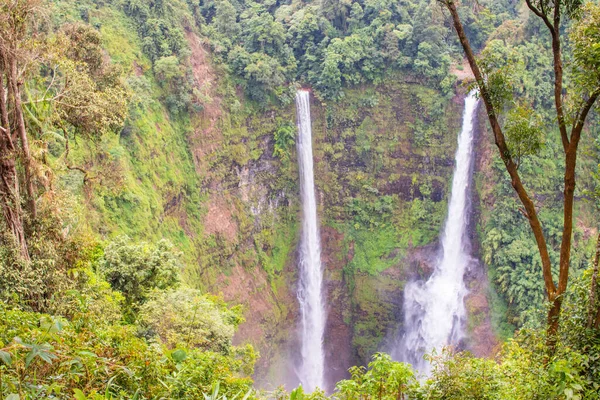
[188,77,470,388]
[77,5,492,390]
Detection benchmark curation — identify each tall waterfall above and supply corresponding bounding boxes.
[295,90,326,391]
[397,92,479,374]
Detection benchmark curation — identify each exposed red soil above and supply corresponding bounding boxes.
[450,59,475,82]
[185,31,223,176]
[203,195,238,242]
[465,281,500,358]
[218,263,298,382]
[133,61,144,77]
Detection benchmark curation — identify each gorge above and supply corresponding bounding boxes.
[1,0,599,397]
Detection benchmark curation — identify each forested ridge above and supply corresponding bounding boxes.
[1,0,600,398]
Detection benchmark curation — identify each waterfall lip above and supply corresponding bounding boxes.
[395,91,480,376]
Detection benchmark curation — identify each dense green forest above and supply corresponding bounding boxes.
[1,0,600,398]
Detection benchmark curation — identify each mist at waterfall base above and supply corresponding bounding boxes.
[394,92,479,375]
[295,90,326,392]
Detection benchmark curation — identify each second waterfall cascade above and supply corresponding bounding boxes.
[397,92,479,374]
[295,90,326,391]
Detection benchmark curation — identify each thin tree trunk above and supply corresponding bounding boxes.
[443,0,555,295]
[442,0,564,353]
[7,53,36,220]
[549,143,580,343]
[0,153,28,260]
[0,60,28,260]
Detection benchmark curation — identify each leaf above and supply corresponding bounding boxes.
[564,388,574,399]
[0,350,12,366]
[6,395,19,400]
[38,351,56,364]
[24,344,57,367]
[73,389,87,400]
[25,350,36,367]
[241,389,252,400]
[212,381,220,399]
[132,389,141,400]
[171,349,187,363]
[40,316,68,334]
[77,351,98,358]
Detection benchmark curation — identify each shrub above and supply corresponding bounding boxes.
[97,236,181,312]
[138,288,243,353]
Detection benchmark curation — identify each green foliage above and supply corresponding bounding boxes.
[504,103,545,165]
[3,1,598,398]
[192,0,518,100]
[335,353,416,399]
[558,268,600,392]
[121,0,201,114]
[0,212,255,399]
[570,2,600,98]
[480,122,594,328]
[98,236,181,311]
[203,381,253,400]
[0,192,99,312]
[138,288,243,352]
[154,55,182,82]
[288,385,327,400]
[0,300,255,399]
[50,23,129,137]
[477,40,521,113]
[342,194,402,275]
[475,24,599,328]
[273,121,296,161]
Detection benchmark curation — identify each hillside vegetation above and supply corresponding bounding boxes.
[0,0,599,398]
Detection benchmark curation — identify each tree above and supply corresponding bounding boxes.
[0,4,128,260]
[0,0,41,222]
[0,0,43,260]
[334,353,416,400]
[0,61,27,259]
[98,236,181,313]
[139,288,243,353]
[438,0,600,352]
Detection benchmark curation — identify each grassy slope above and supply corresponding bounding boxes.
[53,3,204,267]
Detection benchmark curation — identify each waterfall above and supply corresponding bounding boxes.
[295,90,326,391]
[397,92,479,374]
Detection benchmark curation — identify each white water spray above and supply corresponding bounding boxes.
[295,90,326,391]
[397,92,479,374]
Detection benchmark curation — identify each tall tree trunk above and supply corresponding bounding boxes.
[0,59,28,260]
[546,297,563,352]
[7,53,36,220]
[0,144,29,260]
[442,0,560,352]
